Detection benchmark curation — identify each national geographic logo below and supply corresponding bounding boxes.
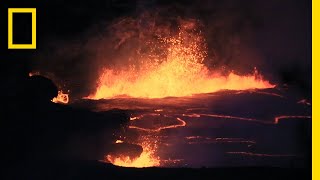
[8,8,36,49]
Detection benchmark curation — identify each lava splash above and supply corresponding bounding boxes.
[89,15,276,168]
[106,141,160,168]
[89,17,274,99]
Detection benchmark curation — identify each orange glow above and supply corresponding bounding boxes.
[106,143,160,168]
[89,19,274,99]
[92,69,273,99]
[115,140,124,144]
[274,115,311,124]
[28,71,40,77]
[52,90,69,104]
[94,17,276,168]
[129,117,186,132]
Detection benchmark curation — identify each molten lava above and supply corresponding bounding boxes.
[91,16,276,168]
[52,90,69,104]
[129,117,186,132]
[115,140,124,144]
[89,18,274,99]
[106,142,160,168]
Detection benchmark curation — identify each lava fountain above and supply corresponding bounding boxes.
[88,16,275,168]
[89,18,274,99]
[106,140,160,168]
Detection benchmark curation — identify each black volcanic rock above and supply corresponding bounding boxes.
[2,74,130,172]
[27,75,58,103]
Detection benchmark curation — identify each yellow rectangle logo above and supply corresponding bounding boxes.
[8,8,36,49]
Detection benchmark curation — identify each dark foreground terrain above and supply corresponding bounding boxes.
[73,87,311,168]
[1,75,311,180]
[3,160,310,180]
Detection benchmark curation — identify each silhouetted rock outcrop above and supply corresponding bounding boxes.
[27,75,58,103]
[2,75,130,177]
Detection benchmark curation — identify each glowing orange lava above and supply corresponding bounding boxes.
[52,90,69,104]
[89,19,274,99]
[274,115,311,124]
[106,142,160,168]
[129,117,186,132]
[115,140,124,144]
[93,17,276,168]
